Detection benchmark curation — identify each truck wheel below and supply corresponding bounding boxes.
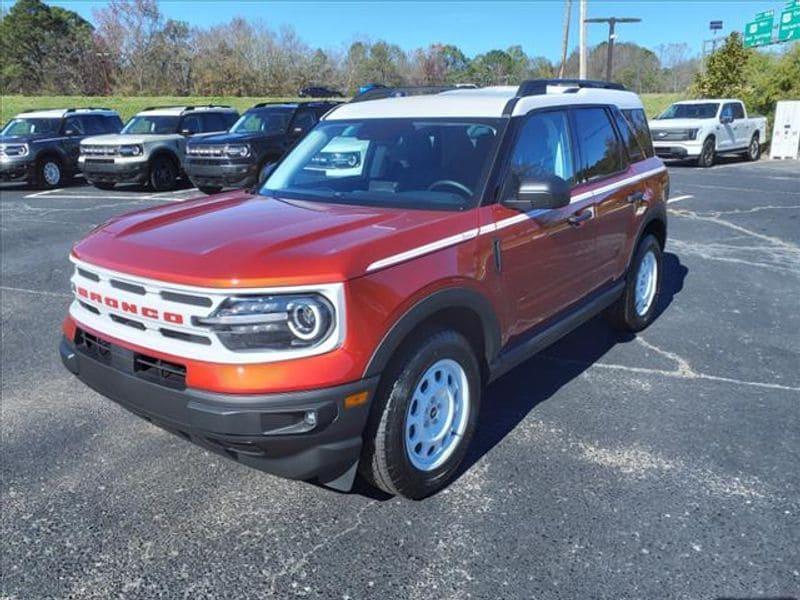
[605,234,663,333]
[745,133,760,161]
[148,157,178,192]
[198,186,222,195]
[93,182,116,191]
[35,156,63,189]
[360,329,481,499]
[696,137,715,167]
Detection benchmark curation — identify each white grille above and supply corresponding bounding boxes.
[69,257,345,365]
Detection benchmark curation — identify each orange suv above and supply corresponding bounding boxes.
[60,80,668,499]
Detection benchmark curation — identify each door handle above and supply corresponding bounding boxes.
[627,191,645,203]
[567,210,592,226]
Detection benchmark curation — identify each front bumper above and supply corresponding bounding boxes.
[653,141,702,159]
[60,334,378,490]
[185,159,258,189]
[0,157,34,181]
[79,157,149,184]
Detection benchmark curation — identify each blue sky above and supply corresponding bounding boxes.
[44,1,781,60]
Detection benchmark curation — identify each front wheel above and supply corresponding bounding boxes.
[360,330,481,499]
[148,157,178,192]
[36,156,63,189]
[696,137,715,168]
[605,234,663,332]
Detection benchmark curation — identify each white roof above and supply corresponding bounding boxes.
[16,108,118,119]
[139,106,237,117]
[672,98,739,104]
[326,85,644,120]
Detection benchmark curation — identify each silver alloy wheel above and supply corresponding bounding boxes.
[634,250,658,317]
[404,358,470,472]
[749,136,759,160]
[43,161,61,186]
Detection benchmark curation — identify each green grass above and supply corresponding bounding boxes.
[2,93,685,124]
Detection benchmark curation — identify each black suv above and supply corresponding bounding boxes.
[0,108,123,188]
[184,102,339,194]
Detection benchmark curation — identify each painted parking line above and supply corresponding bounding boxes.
[668,194,693,204]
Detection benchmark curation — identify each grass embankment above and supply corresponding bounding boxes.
[1,93,684,124]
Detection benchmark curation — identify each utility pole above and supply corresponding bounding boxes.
[584,16,641,81]
[579,0,587,79]
[558,0,573,78]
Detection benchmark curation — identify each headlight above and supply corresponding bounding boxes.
[1,143,29,157]
[195,294,334,350]
[224,143,250,158]
[119,144,143,157]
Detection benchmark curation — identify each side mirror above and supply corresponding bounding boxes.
[502,175,571,212]
[720,114,733,124]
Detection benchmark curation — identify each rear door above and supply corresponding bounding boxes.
[488,108,601,338]
[571,106,639,283]
[731,102,748,146]
[62,115,89,168]
[719,103,738,149]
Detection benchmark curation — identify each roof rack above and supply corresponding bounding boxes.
[516,79,626,97]
[350,85,457,103]
[184,104,234,111]
[66,107,113,112]
[142,105,192,112]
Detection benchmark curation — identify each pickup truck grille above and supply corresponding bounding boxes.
[650,129,693,142]
[82,145,119,156]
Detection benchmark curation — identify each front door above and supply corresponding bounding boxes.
[486,108,601,340]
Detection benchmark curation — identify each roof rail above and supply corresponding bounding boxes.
[66,107,113,112]
[142,105,192,112]
[517,79,626,97]
[184,104,234,111]
[350,85,457,103]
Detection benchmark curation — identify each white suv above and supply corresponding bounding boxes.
[79,105,239,191]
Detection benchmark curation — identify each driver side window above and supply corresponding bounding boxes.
[502,110,574,201]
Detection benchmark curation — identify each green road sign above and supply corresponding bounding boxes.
[779,7,800,40]
[755,9,774,19]
[744,17,774,47]
[785,0,800,9]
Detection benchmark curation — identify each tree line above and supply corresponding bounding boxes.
[0,0,738,98]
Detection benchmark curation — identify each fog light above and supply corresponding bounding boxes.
[304,411,317,426]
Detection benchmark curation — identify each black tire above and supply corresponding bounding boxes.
[93,182,116,191]
[198,185,222,195]
[745,133,761,161]
[696,137,715,168]
[359,329,481,499]
[35,156,63,189]
[605,234,663,332]
[148,156,178,192]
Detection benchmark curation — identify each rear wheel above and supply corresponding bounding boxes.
[696,137,715,168]
[745,133,760,161]
[93,182,116,191]
[360,330,481,499]
[605,234,663,332]
[198,185,222,195]
[148,156,178,192]
[35,156,63,189]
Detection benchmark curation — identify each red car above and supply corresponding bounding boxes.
[60,80,668,499]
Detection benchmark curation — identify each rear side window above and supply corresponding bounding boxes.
[572,107,626,182]
[621,108,654,158]
[63,116,86,135]
[105,115,124,132]
[291,110,317,133]
[198,113,228,132]
[612,109,645,163]
[502,109,574,200]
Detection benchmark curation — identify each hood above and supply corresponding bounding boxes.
[188,131,273,145]
[649,118,715,129]
[82,133,178,146]
[72,191,474,287]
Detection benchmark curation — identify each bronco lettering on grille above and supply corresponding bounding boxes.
[75,286,184,325]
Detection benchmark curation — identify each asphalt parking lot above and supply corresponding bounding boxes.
[2,160,799,599]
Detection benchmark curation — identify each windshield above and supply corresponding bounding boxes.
[260,118,502,210]
[1,118,61,136]
[231,108,293,134]
[658,103,719,119]
[121,115,180,135]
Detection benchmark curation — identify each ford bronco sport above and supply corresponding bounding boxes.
[60,80,668,499]
[185,101,339,194]
[0,108,123,188]
[79,105,239,192]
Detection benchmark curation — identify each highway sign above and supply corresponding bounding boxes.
[785,0,800,9]
[755,10,774,19]
[779,7,800,40]
[744,17,774,47]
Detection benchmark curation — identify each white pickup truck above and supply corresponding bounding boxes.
[649,99,767,167]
